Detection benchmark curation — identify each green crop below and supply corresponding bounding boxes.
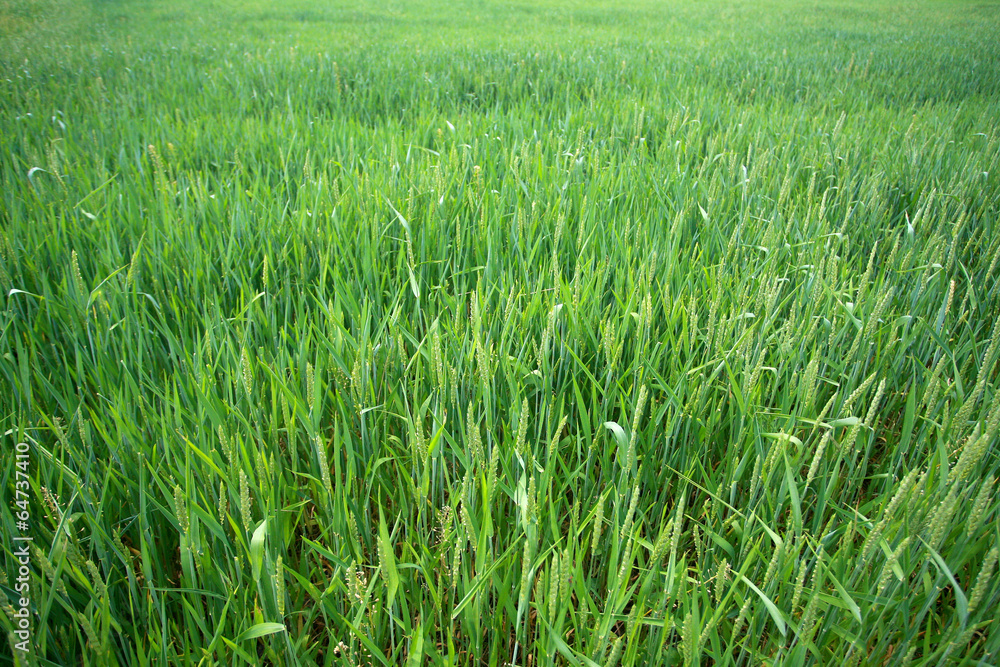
[1,0,999,664]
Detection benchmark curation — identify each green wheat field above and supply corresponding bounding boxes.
[2,0,1000,664]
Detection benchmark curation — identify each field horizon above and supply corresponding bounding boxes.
[2,0,1000,664]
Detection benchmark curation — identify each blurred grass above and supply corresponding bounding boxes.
[1,0,999,664]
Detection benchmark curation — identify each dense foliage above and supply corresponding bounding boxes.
[2,0,999,664]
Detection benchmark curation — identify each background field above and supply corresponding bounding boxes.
[2,0,1000,664]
